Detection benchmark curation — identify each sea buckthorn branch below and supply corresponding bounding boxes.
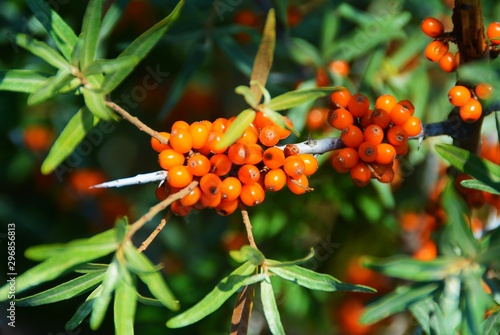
[138,215,171,252]
[240,205,257,249]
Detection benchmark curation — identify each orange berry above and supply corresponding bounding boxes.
[200,173,222,197]
[171,120,190,132]
[287,6,302,27]
[307,107,328,130]
[425,40,449,62]
[459,98,482,123]
[421,17,444,38]
[413,240,437,260]
[331,150,350,174]
[378,167,395,184]
[263,147,286,169]
[264,168,287,191]
[276,116,293,139]
[350,162,371,187]
[341,125,363,148]
[228,143,249,165]
[246,143,263,165]
[237,125,259,145]
[283,156,305,179]
[370,108,391,129]
[155,184,169,201]
[359,109,374,129]
[315,67,330,87]
[487,22,500,45]
[198,191,222,208]
[189,122,210,149]
[169,129,193,154]
[474,83,493,100]
[210,154,232,176]
[150,132,171,152]
[363,124,384,145]
[448,85,472,107]
[180,186,202,207]
[358,141,378,163]
[212,118,228,133]
[158,149,185,170]
[216,199,239,216]
[186,153,211,176]
[171,200,192,216]
[438,51,457,72]
[402,116,423,136]
[390,100,414,126]
[330,88,352,109]
[167,165,193,188]
[253,111,274,130]
[394,142,409,156]
[328,108,354,130]
[207,131,229,154]
[328,60,350,77]
[286,174,309,194]
[336,147,359,169]
[240,183,265,206]
[238,164,261,184]
[387,125,408,146]
[234,9,259,27]
[220,176,242,201]
[347,93,370,118]
[259,125,280,147]
[375,143,396,165]
[298,153,318,176]
[375,94,397,112]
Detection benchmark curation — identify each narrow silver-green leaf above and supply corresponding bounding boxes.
[99,0,130,41]
[289,37,323,67]
[167,261,255,328]
[264,248,315,267]
[267,260,375,293]
[0,70,50,93]
[27,68,74,106]
[267,86,342,111]
[482,308,500,335]
[66,286,102,331]
[80,0,103,68]
[15,34,70,69]
[262,107,299,136]
[41,107,100,175]
[90,258,120,330]
[101,0,184,93]
[361,283,440,325]
[216,109,256,150]
[82,87,114,121]
[136,293,162,307]
[461,179,500,195]
[114,264,136,335]
[74,263,109,274]
[16,271,105,306]
[124,243,179,311]
[462,268,488,335]
[229,245,265,266]
[82,56,140,77]
[235,85,257,108]
[409,297,449,335]
[26,0,78,61]
[260,276,285,335]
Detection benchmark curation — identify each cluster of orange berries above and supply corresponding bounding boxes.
[328,88,422,187]
[421,17,459,73]
[447,83,493,123]
[151,114,318,216]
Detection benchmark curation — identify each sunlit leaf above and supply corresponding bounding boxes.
[461,179,500,195]
[462,267,489,335]
[124,243,179,311]
[0,70,50,93]
[90,258,120,330]
[267,260,375,293]
[289,37,323,67]
[229,245,265,265]
[41,107,100,175]
[409,297,449,335]
[82,56,140,77]
[101,0,184,94]
[82,86,114,121]
[114,264,136,335]
[216,109,256,150]
[80,0,103,68]
[250,9,275,104]
[15,34,70,69]
[260,276,285,335]
[65,286,102,331]
[27,68,74,106]
[167,261,255,328]
[361,283,440,325]
[482,308,500,335]
[16,271,105,306]
[267,86,342,111]
[74,263,109,274]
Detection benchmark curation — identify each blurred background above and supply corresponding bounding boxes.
[0,0,499,334]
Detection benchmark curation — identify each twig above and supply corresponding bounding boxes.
[126,181,198,242]
[92,171,167,188]
[138,213,172,252]
[105,100,169,145]
[240,204,257,249]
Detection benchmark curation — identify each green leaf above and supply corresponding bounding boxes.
[114,264,136,335]
[461,179,500,195]
[361,283,440,325]
[90,258,120,330]
[435,144,500,194]
[260,276,285,335]
[74,263,109,274]
[99,0,130,41]
[235,85,257,108]
[66,286,102,331]
[27,68,74,106]
[136,293,162,307]
[482,308,500,335]
[267,260,375,293]
[26,0,78,61]
[409,297,449,335]
[250,9,275,104]
[289,37,324,67]
[462,267,488,335]
[362,256,460,281]
[265,248,316,267]
[82,56,140,77]
[267,86,342,111]
[216,109,256,150]
[0,70,50,93]
[16,271,105,306]
[166,261,255,328]
[229,245,265,265]
[124,243,179,311]
[82,86,114,121]
[101,0,184,94]
[41,107,100,175]
[496,113,500,148]
[320,8,339,56]
[15,34,70,69]
[80,0,103,68]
